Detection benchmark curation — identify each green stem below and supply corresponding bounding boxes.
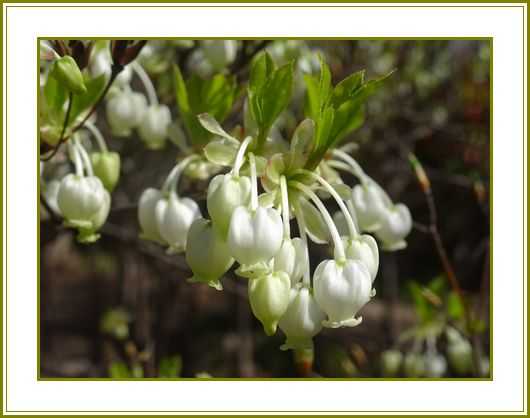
[293,200,311,287]
[84,120,108,153]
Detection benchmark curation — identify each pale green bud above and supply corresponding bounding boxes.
[248,271,291,336]
[51,56,87,94]
[186,218,234,291]
[278,285,325,350]
[380,349,403,377]
[207,173,251,238]
[313,259,372,328]
[91,151,121,192]
[201,40,237,70]
[447,338,473,376]
[404,353,426,377]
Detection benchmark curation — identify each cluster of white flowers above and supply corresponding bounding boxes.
[101,49,171,150]
[137,114,414,352]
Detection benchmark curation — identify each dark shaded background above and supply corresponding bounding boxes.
[40,40,490,378]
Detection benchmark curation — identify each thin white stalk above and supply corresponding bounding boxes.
[75,139,94,177]
[331,149,367,182]
[40,41,61,60]
[131,62,158,106]
[346,199,361,234]
[231,136,253,176]
[279,175,291,239]
[68,141,84,177]
[291,181,345,261]
[249,152,258,211]
[84,120,108,153]
[297,169,358,238]
[162,154,199,194]
[294,199,311,287]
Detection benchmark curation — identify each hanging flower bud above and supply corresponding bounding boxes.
[278,285,325,350]
[248,271,291,336]
[207,173,251,238]
[403,353,426,377]
[446,328,473,375]
[155,193,201,253]
[138,104,171,150]
[201,40,237,70]
[91,151,121,192]
[313,259,372,328]
[77,189,111,243]
[273,237,308,286]
[380,349,403,377]
[351,180,389,232]
[186,218,234,291]
[106,90,147,137]
[90,48,132,88]
[57,174,107,229]
[51,56,87,94]
[227,206,283,266]
[375,204,412,251]
[138,188,164,243]
[340,234,379,282]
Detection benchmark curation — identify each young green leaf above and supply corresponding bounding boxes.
[68,73,107,124]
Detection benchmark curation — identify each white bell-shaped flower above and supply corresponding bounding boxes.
[201,40,237,70]
[227,205,283,266]
[207,173,251,238]
[351,180,389,232]
[43,179,62,216]
[380,349,403,377]
[155,192,201,253]
[138,104,171,150]
[138,188,165,243]
[90,48,132,88]
[106,90,147,137]
[278,285,325,351]
[425,352,447,378]
[375,203,412,251]
[404,353,426,377]
[248,271,291,336]
[340,234,379,282]
[273,237,308,286]
[186,218,234,291]
[77,189,111,243]
[57,174,107,229]
[313,258,372,328]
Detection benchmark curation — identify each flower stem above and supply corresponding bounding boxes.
[74,138,94,177]
[68,141,84,177]
[249,152,258,211]
[279,175,291,238]
[296,169,358,238]
[84,120,108,153]
[232,136,253,176]
[293,199,311,287]
[131,61,158,106]
[290,181,345,261]
[331,149,367,182]
[162,154,199,195]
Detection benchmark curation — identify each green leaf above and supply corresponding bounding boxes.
[197,113,238,143]
[249,51,275,96]
[303,74,320,120]
[447,291,464,320]
[203,138,239,166]
[108,362,131,378]
[158,355,182,378]
[69,73,106,124]
[331,70,365,106]
[260,61,294,129]
[43,74,67,120]
[287,118,315,170]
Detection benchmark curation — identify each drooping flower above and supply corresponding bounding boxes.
[138,104,172,150]
[186,218,234,291]
[227,205,283,266]
[91,151,121,192]
[207,173,251,238]
[313,258,372,328]
[248,271,291,336]
[351,180,389,232]
[278,285,325,350]
[341,234,379,282]
[155,192,201,253]
[106,90,147,137]
[374,203,412,251]
[138,188,165,243]
[273,237,308,286]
